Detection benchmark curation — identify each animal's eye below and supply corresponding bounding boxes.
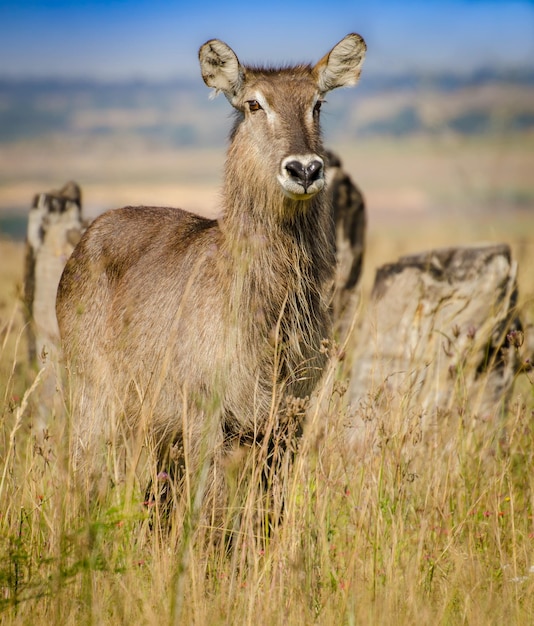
[247,100,263,112]
[314,100,324,114]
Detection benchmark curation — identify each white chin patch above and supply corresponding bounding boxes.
[277,176,325,200]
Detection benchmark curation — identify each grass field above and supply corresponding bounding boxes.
[1,154,534,623]
[0,202,534,625]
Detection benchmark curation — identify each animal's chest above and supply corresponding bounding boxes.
[227,286,327,392]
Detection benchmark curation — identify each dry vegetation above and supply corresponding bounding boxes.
[1,194,533,624]
[1,60,533,624]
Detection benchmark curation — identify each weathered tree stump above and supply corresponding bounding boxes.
[348,243,524,441]
[23,181,86,366]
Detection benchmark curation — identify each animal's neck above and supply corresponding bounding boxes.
[219,159,335,327]
[221,151,329,248]
[221,179,332,284]
[217,153,336,395]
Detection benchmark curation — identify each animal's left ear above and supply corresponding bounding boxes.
[313,33,366,94]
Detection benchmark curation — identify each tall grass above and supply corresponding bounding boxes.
[1,215,533,625]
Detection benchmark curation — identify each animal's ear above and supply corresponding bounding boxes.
[199,39,245,105]
[313,33,366,95]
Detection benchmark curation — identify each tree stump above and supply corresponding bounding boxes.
[24,181,85,365]
[348,243,524,442]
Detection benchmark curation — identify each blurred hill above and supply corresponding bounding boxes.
[1,68,533,238]
[1,68,534,146]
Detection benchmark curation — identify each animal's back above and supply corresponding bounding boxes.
[57,205,217,330]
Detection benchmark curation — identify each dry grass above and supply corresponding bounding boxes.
[1,208,533,625]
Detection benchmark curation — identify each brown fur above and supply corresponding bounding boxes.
[56,35,366,520]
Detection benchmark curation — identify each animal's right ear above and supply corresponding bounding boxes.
[199,39,245,105]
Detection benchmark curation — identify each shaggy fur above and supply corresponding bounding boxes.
[56,34,366,521]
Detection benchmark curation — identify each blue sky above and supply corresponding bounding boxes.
[1,0,533,79]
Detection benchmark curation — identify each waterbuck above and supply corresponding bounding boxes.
[56,34,366,527]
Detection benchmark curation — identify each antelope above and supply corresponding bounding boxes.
[56,33,366,527]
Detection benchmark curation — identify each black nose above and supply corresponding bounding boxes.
[285,159,323,191]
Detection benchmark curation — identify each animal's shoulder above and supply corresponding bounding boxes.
[84,206,217,250]
[70,206,219,278]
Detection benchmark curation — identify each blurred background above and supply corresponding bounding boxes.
[0,0,533,251]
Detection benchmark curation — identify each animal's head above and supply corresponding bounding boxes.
[199,34,366,202]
